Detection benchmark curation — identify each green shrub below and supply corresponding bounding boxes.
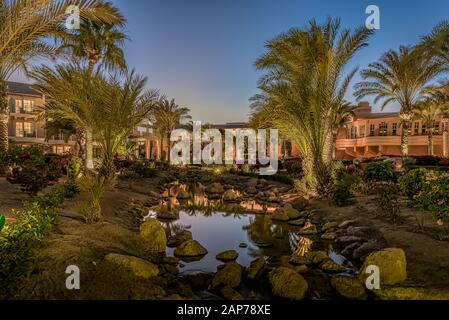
[129,160,156,178]
[0,187,66,294]
[364,161,396,182]
[416,173,449,224]
[398,168,427,200]
[77,175,107,223]
[0,215,5,232]
[332,173,358,206]
[376,183,402,223]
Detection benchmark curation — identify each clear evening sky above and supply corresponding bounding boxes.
[13,0,449,123]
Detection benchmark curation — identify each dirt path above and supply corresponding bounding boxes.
[0,177,29,222]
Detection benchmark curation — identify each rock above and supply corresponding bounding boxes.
[331,276,367,300]
[162,256,180,265]
[359,248,407,286]
[154,205,179,220]
[299,222,318,235]
[246,178,258,188]
[216,250,239,261]
[248,257,265,279]
[352,240,387,260]
[290,196,309,211]
[271,210,290,222]
[239,243,248,248]
[373,287,449,300]
[256,192,265,199]
[105,253,159,279]
[211,262,243,289]
[174,240,208,257]
[280,256,309,273]
[167,230,193,248]
[320,259,347,272]
[140,218,167,253]
[288,219,305,226]
[341,242,363,256]
[269,267,308,300]
[206,183,225,194]
[221,286,244,300]
[283,204,302,220]
[321,233,337,241]
[322,222,339,232]
[304,251,329,265]
[177,190,190,199]
[290,255,312,265]
[337,236,365,245]
[247,186,258,195]
[346,226,384,240]
[223,189,240,202]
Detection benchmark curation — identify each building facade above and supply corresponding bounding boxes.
[335,102,448,159]
[6,81,74,154]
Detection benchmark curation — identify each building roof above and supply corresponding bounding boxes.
[6,81,41,97]
[213,122,248,129]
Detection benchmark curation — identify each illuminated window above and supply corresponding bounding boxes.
[414,122,419,135]
[23,100,34,113]
[422,123,427,135]
[360,126,366,138]
[435,122,440,134]
[15,100,22,113]
[370,124,375,136]
[15,123,24,137]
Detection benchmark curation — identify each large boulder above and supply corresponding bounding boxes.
[105,253,159,279]
[140,218,167,253]
[221,286,244,300]
[299,222,318,235]
[216,250,239,262]
[359,248,407,286]
[174,240,208,257]
[290,196,309,211]
[331,276,367,300]
[269,267,308,300]
[374,287,449,300]
[271,210,290,222]
[320,259,347,272]
[210,262,243,289]
[206,183,225,194]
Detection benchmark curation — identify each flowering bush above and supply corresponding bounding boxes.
[416,173,449,224]
[363,161,396,182]
[398,168,427,200]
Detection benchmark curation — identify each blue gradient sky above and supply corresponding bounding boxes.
[14,0,449,123]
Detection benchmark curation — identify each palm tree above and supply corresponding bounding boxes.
[354,46,444,156]
[413,100,442,156]
[250,18,372,194]
[0,0,125,152]
[149,98,191,163]
[31,64,160,177]
[56,19,128,75]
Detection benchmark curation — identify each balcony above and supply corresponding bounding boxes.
[337,133,444,149]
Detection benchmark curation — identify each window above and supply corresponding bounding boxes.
[422,123,427,135]
[15,100,22,113]
[392,123,398,136]
[435,122,440,135]
[360,126,366,138]
[370,124,375,136]
[22,100,34,113]
[414,122,420,135]
[379,122,388,136]
[351,126,355,139]
[15,122,24,137]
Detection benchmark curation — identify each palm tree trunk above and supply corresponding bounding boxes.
[401,121,410,156]
[0,80,9,152]
[428,132,434,156]
[85,129,94,170]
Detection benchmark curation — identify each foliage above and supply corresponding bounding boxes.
[0,187,69,294]
[128,160,156,178]
[376,183,403,224]
[249,18,373,194]
[398,168,427,200]
[403,157,417,167]
[282,158,303,178]
[416,173,449,224]
[363,161,396,183]
[0,215,5,232]
[332,173,358,206]
[6,145,67,195]
[77,175,107,223]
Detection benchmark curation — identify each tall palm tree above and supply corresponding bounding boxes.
[0,0,125,152]
[149,98,191,163]
[56,19,128,75]
[250,18,372,194]
[354,46,443,156]
[413,100,442,156]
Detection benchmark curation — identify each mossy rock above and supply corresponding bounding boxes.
[216,250,239,261]
[140,219,167,253]
[359,248,407,286]
[211,262,243,289]
[269,267,308,300]
[174,240,208,257]
[374,287,449,300]
[290,196,309,211]
[331,276,367,300]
